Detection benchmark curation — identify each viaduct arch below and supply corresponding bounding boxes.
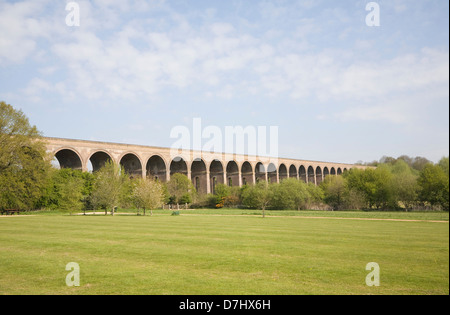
[46,137,366,194]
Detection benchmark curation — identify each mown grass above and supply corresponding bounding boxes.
[0,213,448,295]
[26,208,450,222]
[153,208,450,222]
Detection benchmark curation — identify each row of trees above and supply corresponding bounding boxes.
[1,101,449,213]
[196,156,449,212]
[322,158,449,211]
[38,154,448,214]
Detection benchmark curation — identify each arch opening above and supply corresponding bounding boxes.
[330,167,336,176]
[268,163,277,183]
[210,160,224,194]
[54,149,83,171]
[307,166,315,184]
[120,153,142,178]
[89,151,112,173]
[170,157,188,176]
[323,167,330,179]
[299,165,307,183]
[279,164,287,182]
[226,161,239,187]
[146,155,167,182]
[255,162,266,183]
[191,158,207,194]
[241,161,253,186]
[289,165,297,179]
[316,166,323,185]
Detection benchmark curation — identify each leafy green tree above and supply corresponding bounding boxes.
[241,181,272,217]
[1,102,42,171]
[305,183,325,209]
[411,157,432,172]
[344,167,394,210]
[270,178,310,210]
[80,171,95,211]
[47,168,84,214]
[320,175,346,210]
[389,160,419,210]
[418,163,449,211]
[344,189,366,210]
[0,102,51,210]
[270,180,294,210]
[166,173,196,205]
[58,175,83,215]
[132,177,165,215]
[91,161,129,215]
[38,168,95,213]
[438,157,449,175]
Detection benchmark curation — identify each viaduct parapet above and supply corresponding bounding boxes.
[44,137,367,194]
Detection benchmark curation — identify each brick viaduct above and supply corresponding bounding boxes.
[45,137,367,194]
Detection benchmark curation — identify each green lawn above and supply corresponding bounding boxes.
[0,212,448,295]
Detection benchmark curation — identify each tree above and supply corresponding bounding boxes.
[418,163,449,211]
[411,157,432,172]
[0,102,51,210]
[91,161,129,215]
[132,178,165,215]
[438,157,449,175]
[270,178,310,210]
[241,181,273,217]
[80,171,95,212]
[344,166,394,210]
[46,168,83,214]
[389,160,419,210]
[58,175,84,215]
[166,173,196,205]
[305,183,325,209]
[320,175,346,210]
[1,102,42,171]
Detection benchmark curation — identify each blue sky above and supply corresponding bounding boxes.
[0,0,448,164]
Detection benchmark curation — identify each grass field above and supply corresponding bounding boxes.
[0,210,448,295]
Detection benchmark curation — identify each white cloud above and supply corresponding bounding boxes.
[210,22,235,36]
[2,0,448,130]
[0,0,50,64]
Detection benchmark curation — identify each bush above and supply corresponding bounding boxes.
[270,179,310,210]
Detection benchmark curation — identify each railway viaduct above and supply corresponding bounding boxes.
[45,137,367,195]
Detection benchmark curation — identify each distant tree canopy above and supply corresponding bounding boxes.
[338,157,449,211]
[360,155,434,172]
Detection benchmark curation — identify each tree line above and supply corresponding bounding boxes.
[197,155,449,212]
[1,101,449,213]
